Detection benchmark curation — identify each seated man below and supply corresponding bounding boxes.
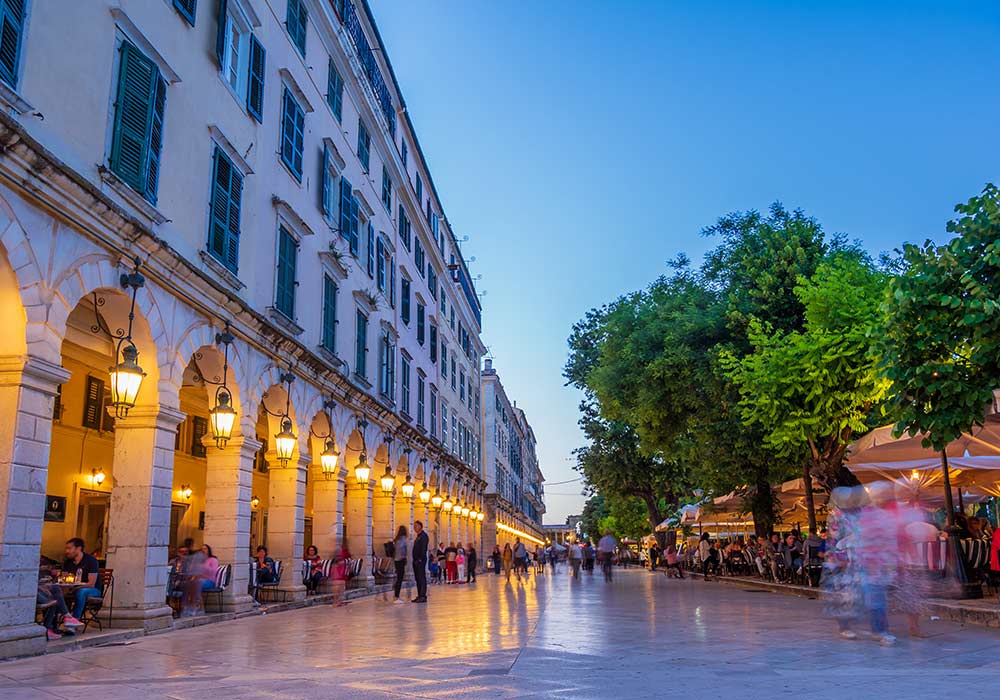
[37,581,83,640]
[62,537,101,621]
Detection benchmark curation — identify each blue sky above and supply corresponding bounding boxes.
[369,1,1000,523]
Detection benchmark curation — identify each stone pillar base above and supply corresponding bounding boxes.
[0,623,45,660]
[277,583,307,602]
[220,594,255,614]
[108,605,174,632]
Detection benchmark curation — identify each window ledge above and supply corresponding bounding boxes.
[316,346,345,370]
[97,166,168,226]
[266,307,304,336]
[199,251,246,291]
[0,80,33,115]
[318,248,351,280]
[352,289,379,312]
[351,373,372,390]
[376,394,395,410]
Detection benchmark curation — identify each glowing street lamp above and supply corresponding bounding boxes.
[274,417,297,465]
[431,490,443,509]
[419,482,431,504]
[320,439,340,478]
[355,451,371,486]
[442,495,453,512]
[401,474,415,499]
[380,465,395,494]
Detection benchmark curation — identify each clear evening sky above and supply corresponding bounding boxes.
[369,1,1000,523]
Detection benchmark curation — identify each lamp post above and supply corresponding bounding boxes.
[309,399,340,479]
[92,257,147,418]
[198,324,238,448]
[354,417,371,486]
[261,371,297,467]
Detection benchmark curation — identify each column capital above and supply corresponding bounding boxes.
[202,433,263,456]
[0,354,70,393]
[116,403,185,430]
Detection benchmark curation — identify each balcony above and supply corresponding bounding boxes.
[338,0,396,138]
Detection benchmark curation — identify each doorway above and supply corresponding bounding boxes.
[76,489,109,565]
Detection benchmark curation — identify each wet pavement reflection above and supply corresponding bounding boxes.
[2,568,1000,699]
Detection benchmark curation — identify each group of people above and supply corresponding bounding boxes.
[168,537,222,616]
[486,539,530,581]
[36,537,101,641]
[435,539,478,585]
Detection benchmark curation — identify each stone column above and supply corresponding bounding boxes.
[310,462,344,558]
[106,403,184,631]
[482,496,499,562]
[0,356,69,658]
[372,489,395,555]
[202,434,258,613]
[343,479,373,587]
[266,453,308,601]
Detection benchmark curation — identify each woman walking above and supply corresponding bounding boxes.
[392,525,408,604]
[491,545,502,575]
[502,543,514,582]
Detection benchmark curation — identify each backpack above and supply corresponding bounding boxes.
[383,541,395,558]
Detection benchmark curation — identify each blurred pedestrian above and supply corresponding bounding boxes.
[392,525,408,604]
[503,543,514,582]
[411,521,428,603]
[467,544,477,583]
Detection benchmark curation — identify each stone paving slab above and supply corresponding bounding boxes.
[1,570,1000,699]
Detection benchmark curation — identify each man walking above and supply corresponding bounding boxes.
[411,521,429,603]
[513,538,528,580]
[597,530,617,582]
[569,540,583,578]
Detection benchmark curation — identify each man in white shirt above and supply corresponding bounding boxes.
[597,530,617,582]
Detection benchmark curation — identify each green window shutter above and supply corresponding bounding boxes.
[349,196,359,254]
[0,0,25,87]
[191,416,207,457]
[276,227,297,318]
[320,142,332,218]
[327,59,343,121]
[287,0,307,56]
[338,176,352,243]
[366,224,374,277]
[280,89,304,180]
[246,34,265,123]
[82,376,105,430]
[355,310,367,377]
[322,275,337,352]
[208,147,241,273]
[145,76,167,204]
[174,0,197,26]
[389,258,395,308]
[215,0,227,64]
[376,237,385,290]
[401,278,410,324]
[110,41,160,195]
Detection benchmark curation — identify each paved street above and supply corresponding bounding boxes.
[2,569,999,700]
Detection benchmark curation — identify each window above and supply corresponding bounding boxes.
[326,58,343,121]
[320,142,336,220]
[339,177,359,255]
[220,11,245,93]
[207,147,243,273]
[357,118,370,171]
[441,343,448,379]
[414,239,425,277]
[82,376,114,432]
[429,324,437,362]
[0,0,23,87]
[441,403,448,446]
[110,41,167,205]
[401,278,411,324]
[450,357,456,390]
[366,223,375,277]
[174,0,197,25]
[275,227,297,319]
[450,305,455,331]
[379,334,395,400]
[286,0,307,56]
[459,370,465,401]
[416,302,424,344]
[440,292,446,317]
[401,356,410,415]
[355,309,368,378]
[321,274,337,353]
[280,88,304,180]
[428,268,437,299]
[415,173,422,203]
[398,205,411,251]
[381,166,392,211]
[417,371,425,427]
[430,388,437,437]
[401,141,408,169]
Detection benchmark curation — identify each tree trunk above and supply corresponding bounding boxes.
[802,462,817,532]
[750,478,776,538]
[641,493,665,548]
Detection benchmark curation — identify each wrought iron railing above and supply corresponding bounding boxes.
[338,0,396,138]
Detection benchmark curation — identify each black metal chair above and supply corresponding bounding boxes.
[81,569,114,632]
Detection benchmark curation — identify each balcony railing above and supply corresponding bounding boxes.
[338,0,396,138]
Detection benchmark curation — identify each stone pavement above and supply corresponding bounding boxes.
[2,568,1000,699]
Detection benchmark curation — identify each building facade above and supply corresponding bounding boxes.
[0,0,486,657]
[480,359,545,554]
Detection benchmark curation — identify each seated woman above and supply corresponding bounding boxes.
[199,544,220,595]
[304,545,326,593]
[255,546,276,584]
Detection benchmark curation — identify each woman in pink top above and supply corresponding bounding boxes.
[199,544,220,593]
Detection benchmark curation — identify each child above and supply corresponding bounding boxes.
[665,545,683,579]
[456,551,466,584]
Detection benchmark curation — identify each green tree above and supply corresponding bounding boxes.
[723,253,891,528]
[579,493,608,543]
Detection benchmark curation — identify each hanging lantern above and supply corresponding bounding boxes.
[179,484,193,500]
[209,390,237,448]
[380,465,395,494]
[442,495,453,512]
[108,343,145,418]
[355,451,371,486]
[431,490,443,509]
[250,494,260,509]
[469,508,478,521]
[477,511,484,522]
[320,439,339,479]
[419,482,431,504]
[401,474,415,499]
[274,417,297,465]
[461,504,470,518]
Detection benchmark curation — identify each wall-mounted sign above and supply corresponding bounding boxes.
[44,495,66,522]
